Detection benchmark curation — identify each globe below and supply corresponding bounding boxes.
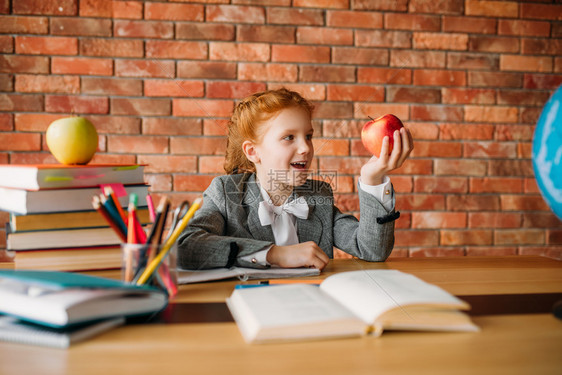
[532,85,562,220]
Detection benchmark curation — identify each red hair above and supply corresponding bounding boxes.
[224,88,314,174]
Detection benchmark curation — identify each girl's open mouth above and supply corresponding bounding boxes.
[290,161,307,170]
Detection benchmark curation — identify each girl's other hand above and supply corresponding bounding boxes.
[266,241,329,270]
[360,127,414,185]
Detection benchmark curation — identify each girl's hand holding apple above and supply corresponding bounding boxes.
[360,115,414,186]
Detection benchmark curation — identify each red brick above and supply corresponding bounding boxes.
[517,142,532,158]
[199,156,225,174]
[146,40,207,60]
[0,36,12,53]
[410,247,466,257]
[394,231,439,247]
[269,83,327,100]
[469,36,519,53]
[442,88,495,105]
[81,77,141,96]
[497,90,550,106]
[448,195,501,212]
[170,137,227,156]
[80,0,111,17]
[272,45,330,63]
[439,123,494,140]
[355,103,409,120]
[464,142,517,159]
[114,20,173,39]
[173,99,233,118]
[414,69,466,87]
[489,160,534,177]
[116,60,175,78]
[51,17,111,36]
[408,0,463,14]
[111,98,171,116]
[0,132,41,151]
[174,175,216,192]
[238,25,295,43]
[203,119,228,137]
[501,195,550,211]
[498,20,551,37]
[441,229,493,246]
[384,13,440,31]
[108,135,168,154]
[0,74,13,91]
[356,30,411,48]
[299,65,355,83]
[142,118,202,136]
[410,141,461,158]
[519,246,562,260]
[391,159,434,176]
[396,194,445,211]
[464,105,518,123]
[520,3,562,21]
[267,7,323,25]
[520,107,542,124]
[14,0,77,15]
[442,16,496,34]
[178,61,236,80]
[521,38,562,56]
[354,0,408,11]
[15,74,79,94]
[0,55,48,73]
[390,50,445,68]
[0,113,12,131]
[9,152,58,164]
[414,176,468,193]
[447,52,498,70]
[323,119,362,138]
[412,212,466,229]
[238,63,298,82]
[412,105,463,122]
[523,74,562,89]
[314,102,354,119]
[313,139,349,156]
[495,229,545,245]
[387,87,440,104]
[333,47,388,66]
[500,55,552,73]
[468,1,516,18]
[45,95,108,114]
[435,159,487,176]
[144,174,172,192]
[112,1,143,19]
[51,57,112,75]
[327,85,384,102]
[87,116,140,135]
[468,71,522,88]
[327,10,383,28]
[176,23,235,41]
[80,38,143,57]
[548,230,562,245]
[0,15,48,34]
[208,4,265,24]
[0,94,43,111]
[138,155,198,173]
[144,3,203,21]
[334,194,360,212]
[357,67,412,85]
[16,36,77,55]
[210,42,269,62]
[469,177,523,194]
[144,80,204,98]
[297,27,353,45]
[413,32,468,50]
[294,0,348,8]
[206,81,266,99]
[466,246,517,256]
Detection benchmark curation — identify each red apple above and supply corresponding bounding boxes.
[361,114,404,158]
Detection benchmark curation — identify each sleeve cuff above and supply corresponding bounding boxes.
[238,247,272,267]
[359,176,394,212]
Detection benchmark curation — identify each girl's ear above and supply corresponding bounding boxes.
[242,140,260,164]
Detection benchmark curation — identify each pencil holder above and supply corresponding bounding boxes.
[120,242,178,299]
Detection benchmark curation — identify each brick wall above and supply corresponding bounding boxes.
[1,0,561,259]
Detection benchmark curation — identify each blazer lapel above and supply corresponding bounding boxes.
[243,174,275,242]
[294,188,322,245]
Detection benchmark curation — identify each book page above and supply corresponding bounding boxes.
[319,270,469,325]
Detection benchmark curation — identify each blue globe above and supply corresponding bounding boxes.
[532,85,562,220]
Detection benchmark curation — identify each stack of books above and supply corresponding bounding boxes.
[0,164,150,271]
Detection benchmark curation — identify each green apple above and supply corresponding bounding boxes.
[46,116,98,165]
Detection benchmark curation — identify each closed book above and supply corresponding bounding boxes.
[0,316,124,349]
[226,270,479,344]
[1,246,121,272]
[0,164,145,190]
[10,208,151,232]
[0,184,149,215]
[0,270,168,328]
[6,226,128,250]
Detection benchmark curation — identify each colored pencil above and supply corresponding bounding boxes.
[92,196,127,242]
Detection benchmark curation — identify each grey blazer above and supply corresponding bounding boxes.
[177,173,397,270]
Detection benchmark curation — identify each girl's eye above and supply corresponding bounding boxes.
[283,135,294,141]
[306,134,313,140]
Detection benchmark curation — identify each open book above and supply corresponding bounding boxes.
[226,270,479,344]
[177,266,321,284]
[0,270,168,328]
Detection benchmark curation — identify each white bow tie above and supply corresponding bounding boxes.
[258,196,309,246]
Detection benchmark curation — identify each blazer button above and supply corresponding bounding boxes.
[251,258,257,264]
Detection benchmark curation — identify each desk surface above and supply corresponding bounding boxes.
[1,256,561,375]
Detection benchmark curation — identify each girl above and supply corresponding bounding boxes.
[177,88,413,270]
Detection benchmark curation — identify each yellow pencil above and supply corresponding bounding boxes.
[136,197,202,285]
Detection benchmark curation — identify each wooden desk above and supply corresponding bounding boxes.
[1,256,561,375]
